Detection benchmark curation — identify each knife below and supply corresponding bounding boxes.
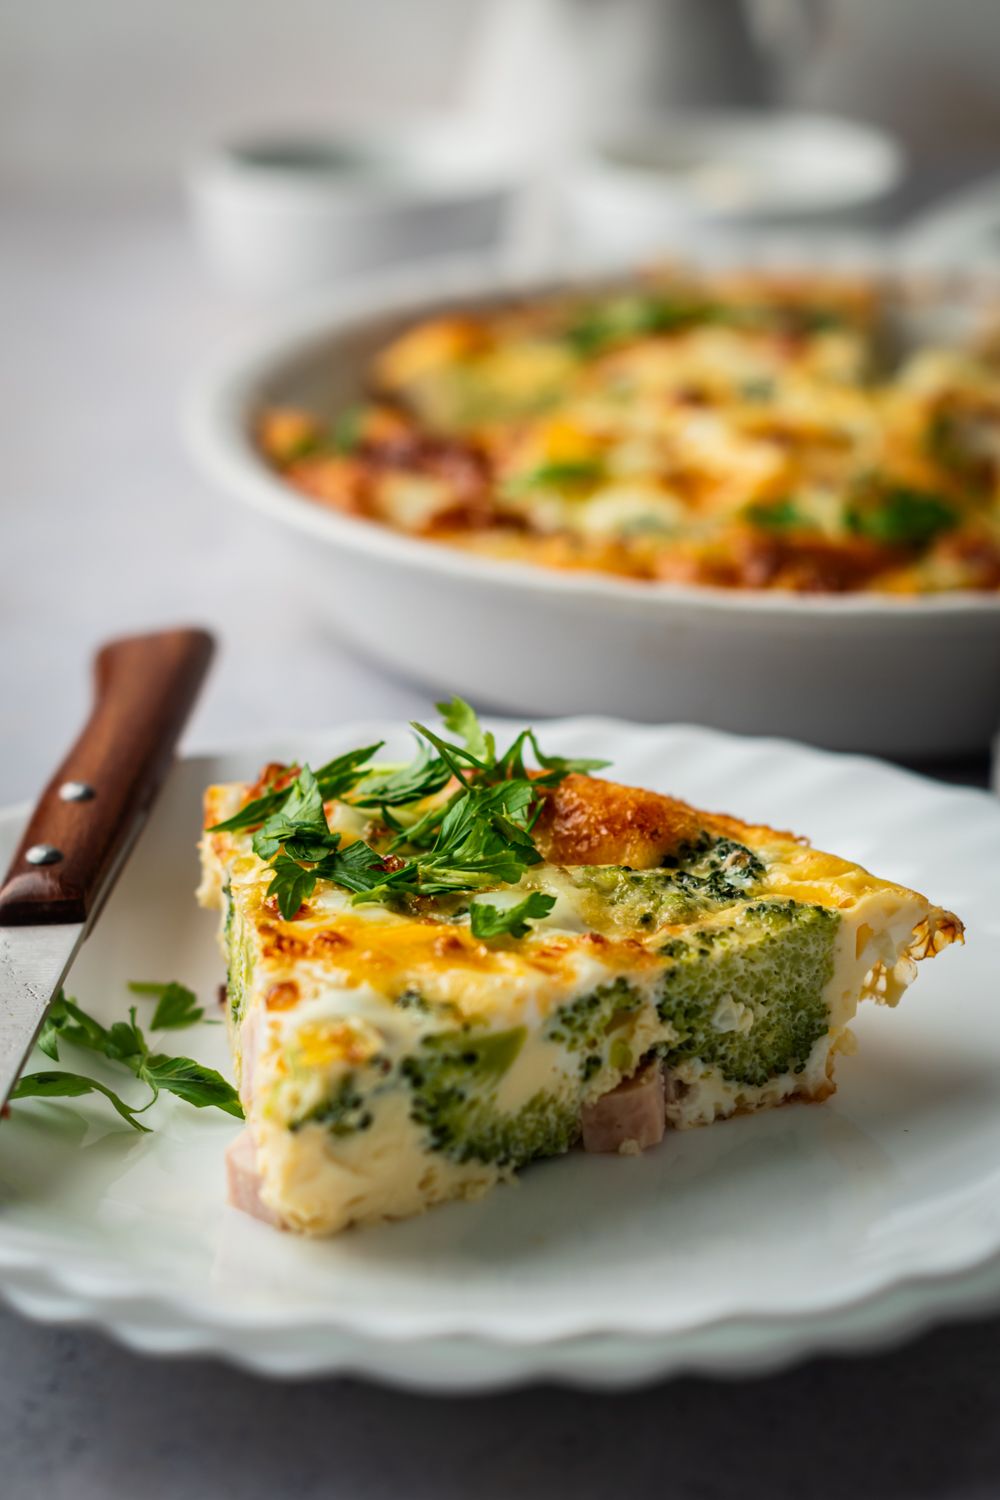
[0,628,215,1108]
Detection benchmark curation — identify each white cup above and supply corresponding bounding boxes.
[188,123,526,297]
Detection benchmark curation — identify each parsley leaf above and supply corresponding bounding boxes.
[845,485,958,547]
[105,1010,148,1067]
[505,459,604,494]
[744,498,805,531]
[141,1055,245,1117]
[252,765,334,861]
[492,728,609,786]
[314,839,402,895]
[313,744,385,800]
[564,295,719,355]
[410,721,487,782]
[402,779,544,895]
[348,780,547,904]
[470,891,556,939]
[206,771,301,836]
[224,702,613,914]
[351,740,452,808]
[435,697,496,766]
[385,796,450,854]
[11,987,242,1132]
[209,745,382,835]
[266,853,321,919]
[36,994,147,1071]
[128,980,203,1030]
[524,731,610,783]
[37,993,112,1062]
[10,1071,152,1132]
[333,407,364,454]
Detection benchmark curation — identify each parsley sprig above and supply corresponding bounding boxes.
[469,891,557,939]
[209,745,384,836]
[212,699,609,923]
[11,983,243,1132]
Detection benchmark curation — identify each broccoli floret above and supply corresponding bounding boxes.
[401,1025,580,1167]
[570,835,765,927]
[224,887,253,1027]
[395,987,433,1013]
[545,976,642,1051]
[676,835,765,887]
[283,886,840,1159]
[291,1072,374,1134]
[657,899,840,1087]
[545,976,645,1089]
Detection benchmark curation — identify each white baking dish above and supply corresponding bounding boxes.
[186,250,1000,756]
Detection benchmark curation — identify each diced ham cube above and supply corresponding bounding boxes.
[225,1130,285,1228]
[580,1060,666,1154]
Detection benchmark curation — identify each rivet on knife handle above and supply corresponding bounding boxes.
[0,628,215,927]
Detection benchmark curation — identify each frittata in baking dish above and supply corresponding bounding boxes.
[259,269,1000,593]
[198,705,962,1234]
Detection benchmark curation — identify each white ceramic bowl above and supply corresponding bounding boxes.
[188,124,523,296]
[186,254,1000,757]
[565,112,904,258]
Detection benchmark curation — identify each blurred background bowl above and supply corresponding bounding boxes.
[187,251,1000,758]
[564,111,904,259]
[188,122,524,296]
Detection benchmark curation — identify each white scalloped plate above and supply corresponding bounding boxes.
[0,719,998,1388]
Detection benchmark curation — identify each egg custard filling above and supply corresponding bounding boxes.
[198,704,962,1235]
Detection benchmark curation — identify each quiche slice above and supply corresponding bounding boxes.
[198,708,962,1235]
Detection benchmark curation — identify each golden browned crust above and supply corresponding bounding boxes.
[534,773,793,868]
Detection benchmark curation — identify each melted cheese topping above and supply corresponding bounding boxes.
[258,272,1000,594]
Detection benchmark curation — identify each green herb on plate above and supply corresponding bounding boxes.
[11,985,243,1132]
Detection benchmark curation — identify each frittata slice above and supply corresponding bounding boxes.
[198,707,962,1235]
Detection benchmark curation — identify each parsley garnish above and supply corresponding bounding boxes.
[265,853,326,917]
[333,407,364,454]
[845,484,958,547]
[744,498,806,531]
[127,980,204,1029]
[350,741,452,809]
[436,695,495,765]
[491,727,608,787]
[12,985,243,1132]
[505,460,604,494]
[251,766,331,861]
[209,745,383,835]
[11,1071,153,1132]
[216,699,610,920]
[470,891,556,940]
[564,295,720,355]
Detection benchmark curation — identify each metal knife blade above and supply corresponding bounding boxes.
[0,924,84,1105]
[0,628,214,1113]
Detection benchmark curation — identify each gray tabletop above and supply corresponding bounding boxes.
[2,183,998,1500]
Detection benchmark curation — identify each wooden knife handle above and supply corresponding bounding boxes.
[0,628,215,927]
